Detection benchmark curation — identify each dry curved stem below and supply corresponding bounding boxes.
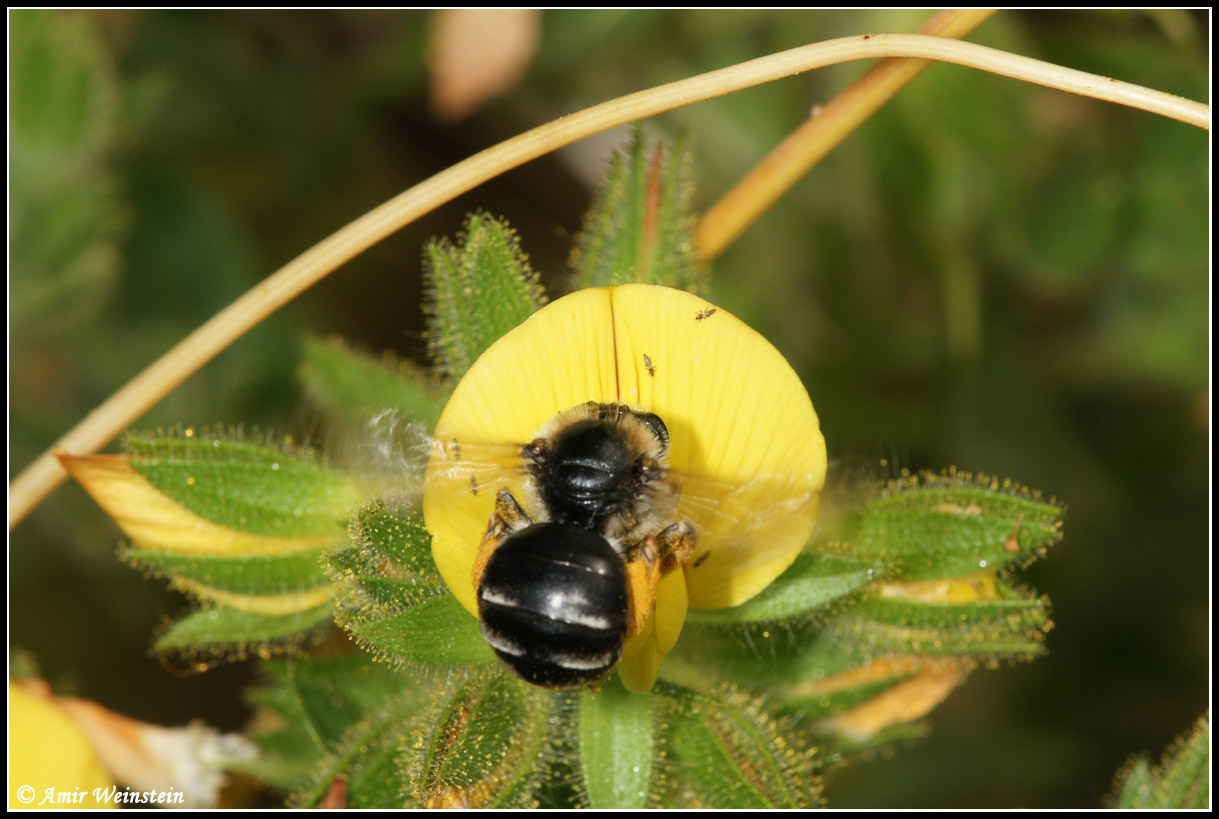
[9,32,1210,530]
[695,8,996,264]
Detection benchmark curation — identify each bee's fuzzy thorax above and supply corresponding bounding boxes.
[521,401,677,547]
[530,402,669,466]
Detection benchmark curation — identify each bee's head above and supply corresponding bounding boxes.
[525,404,669,531]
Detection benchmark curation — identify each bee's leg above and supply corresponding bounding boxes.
[473,490,534,588]
[655,521,696,576]
[492,488,532,533]
[623,535,660,641]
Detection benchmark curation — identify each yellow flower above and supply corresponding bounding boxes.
[8,681,116,809]
[423,284,826,692]
[8,679,258,809]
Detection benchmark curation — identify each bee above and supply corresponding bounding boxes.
[467,402,693,687]
[422,284,827,692]
[427,400,815,689]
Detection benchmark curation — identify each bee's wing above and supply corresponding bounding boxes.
[422,434,535,618]
[350,410,527,507]
[425,436,531,501]
[424,429,821,612]
[337,409,436,501]
[669,467,821,609]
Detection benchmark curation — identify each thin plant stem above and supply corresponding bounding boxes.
[9,32,1209,529]
[694,9,997,264]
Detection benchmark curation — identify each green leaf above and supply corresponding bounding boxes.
[654,683,820,808]
[9,10,128,338]
[107,430,351,654]
[154,604,333,654]
[669,618,878,705]
[328,501,494,667]
[9,10,118,156]
[685,552,882,625]
[1113,714,1209,809]
[572,129,706,292]
[668,472,1058,759]
[406,668,553,808]
[424,213,545,381]
[298,335,448,433]
[328,547,440,612]
[270,659,551,809]
[829,584,1051,658]
[579,676,654,808]
[245,653,425,798]
[666,619,946,766]
[673,581,1046,739]
[349,595,494,666]
[819,471,1063,582]
[350,501,443,579]
[123,546,330,597]
[125,430,362,538]
[298,704,419,808]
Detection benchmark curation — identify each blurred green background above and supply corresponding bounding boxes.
[9,10,1208,808]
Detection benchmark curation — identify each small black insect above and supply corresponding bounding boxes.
[695,307,717,321]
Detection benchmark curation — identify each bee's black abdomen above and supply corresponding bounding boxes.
[477,522,628,689]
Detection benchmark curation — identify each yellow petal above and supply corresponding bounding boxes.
[425,287,620,615]
[8,681,115,809]
[608,285,825,608]
[169,579,333,615]
[58,453,333,558]
[423,284,826,679]
[617,570,688,694]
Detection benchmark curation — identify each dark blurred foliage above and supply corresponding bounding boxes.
[8,9,1208,808]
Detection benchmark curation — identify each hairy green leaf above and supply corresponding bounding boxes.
[351,501,442,580]
[406,668,553,808]
[123,546,330,597]
[670,618,870,696]
[154,604,333,654]
[819,471,1063,581]
[579,676,654,808]
[1112,714,1209,809]
[667,471,1059,767]
[666,621,942,765]
[673,580,1045,743]
[830,585,1051,658]
[685,552,883,625]
[328,501,493,667]
[654,683,820,808]
[349,596,493,666]
[125,430,361,538]
[572,129,705,292]
[299,335,447,433]
[424,213,545,381]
